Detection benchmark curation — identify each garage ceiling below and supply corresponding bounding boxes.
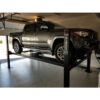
[0,13,91,23]
[0,13,100,38]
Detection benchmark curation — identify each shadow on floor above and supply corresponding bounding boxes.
[0,57,25,64]
[12,52,64,67]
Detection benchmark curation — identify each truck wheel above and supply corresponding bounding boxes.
[13,40,22,54]
[54,42,75,62]
[54,43,64,62]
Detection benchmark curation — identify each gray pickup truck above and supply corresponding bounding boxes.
[10,21,97,62]
[10,21,65,61]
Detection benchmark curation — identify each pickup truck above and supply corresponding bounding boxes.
[10,21,97,62]
[10,21,65,61]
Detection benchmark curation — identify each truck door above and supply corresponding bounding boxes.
[22,23,36,47]
[35,23,51,49]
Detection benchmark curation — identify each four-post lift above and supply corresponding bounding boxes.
[3,29,92,87]
[0,18,92,87]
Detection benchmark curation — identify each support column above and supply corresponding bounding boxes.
[64,66,70,87]
[64,30,70,87]
[6,35,10,69]
[86,51,92,73]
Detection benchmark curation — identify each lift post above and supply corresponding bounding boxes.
[86,51,92,73]
[64,29,70,87]
[6,35,11,69]
[64,29,93,87]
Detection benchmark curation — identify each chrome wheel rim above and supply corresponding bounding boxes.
[14,42,19,53]
[57,46,64,61]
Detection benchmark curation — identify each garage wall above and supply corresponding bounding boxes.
[0,21,25,29]
[0,21,25,43]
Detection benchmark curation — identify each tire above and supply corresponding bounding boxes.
[54,43,64,62]
[54,42,75,62]
[13,40,22,54]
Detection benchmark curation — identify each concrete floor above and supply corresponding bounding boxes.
[0,52,99,87]
[1,37,99,87]
[0,57,63,87]
[0,39,99,87]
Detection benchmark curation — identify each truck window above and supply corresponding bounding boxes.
[40,25,48,31]
[24,23,36,32]
[36,23,48,32]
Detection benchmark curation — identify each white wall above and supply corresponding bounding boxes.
[0,21,25,29]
